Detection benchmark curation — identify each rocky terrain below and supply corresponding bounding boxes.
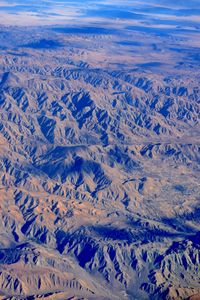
[0,19,199,300]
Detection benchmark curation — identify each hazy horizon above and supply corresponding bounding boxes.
[0,1,200,300]
[0,0,200,28]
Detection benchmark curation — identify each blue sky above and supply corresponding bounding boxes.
[0,0,200,26]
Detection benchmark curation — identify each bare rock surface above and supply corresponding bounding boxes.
[0,22,199,300]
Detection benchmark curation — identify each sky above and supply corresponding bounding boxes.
[0,1,200,74]
[0,0,200,26]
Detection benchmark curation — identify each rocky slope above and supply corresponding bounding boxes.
[0,25,199,300]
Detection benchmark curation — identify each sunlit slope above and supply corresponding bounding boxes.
[0,27,199,300]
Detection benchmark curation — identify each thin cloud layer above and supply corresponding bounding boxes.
[0,0,199,27]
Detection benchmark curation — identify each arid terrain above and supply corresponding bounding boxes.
[0,1,200,299]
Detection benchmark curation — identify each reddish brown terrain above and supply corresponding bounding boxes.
[0,0,200,299]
